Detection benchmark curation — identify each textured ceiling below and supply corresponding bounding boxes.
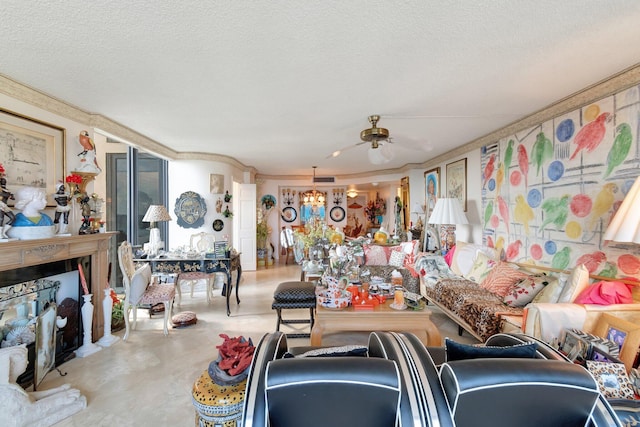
[2,1,640,177]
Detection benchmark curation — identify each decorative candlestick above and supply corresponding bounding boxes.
[75,294,102,357]
[97,288,119,347]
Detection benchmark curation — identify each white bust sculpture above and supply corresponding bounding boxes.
[7,187,56,240]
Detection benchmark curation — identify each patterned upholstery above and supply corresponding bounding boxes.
[118,241,175,341]
[272,281,316,338]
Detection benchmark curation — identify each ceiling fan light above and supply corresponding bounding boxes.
[368,146,390,164]
[380,142,394,161]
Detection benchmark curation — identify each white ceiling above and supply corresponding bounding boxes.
[2,1,640,178]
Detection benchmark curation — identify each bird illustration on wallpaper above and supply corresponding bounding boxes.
[551,246,571,271]
[482,154,495,189]
[495,162,505,194]
[496,195,509,234]
[539,195,569,235]
[569,111,611,160]
[505,240,522,261]
[604,123,633,178]
[504,139,514,171]
[587,182,617,231]
[517,144,529,188]
[532,132,554,176]
[514,194,534,234]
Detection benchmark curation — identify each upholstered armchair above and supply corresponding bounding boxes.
[117,241,175,341]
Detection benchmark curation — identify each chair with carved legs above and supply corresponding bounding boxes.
[117,241,175,341]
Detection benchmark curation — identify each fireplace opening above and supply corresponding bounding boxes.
[0,256,91,388]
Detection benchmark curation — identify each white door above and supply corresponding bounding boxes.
[234,182,256,271]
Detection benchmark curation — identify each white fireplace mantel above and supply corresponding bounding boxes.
[0,232,116,340]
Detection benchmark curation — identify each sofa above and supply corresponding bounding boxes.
[241,331,623,427]
[416,241,640,343]
[350,238,421,294]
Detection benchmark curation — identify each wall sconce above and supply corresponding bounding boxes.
[281,188,296,206]
[333,188,344,205]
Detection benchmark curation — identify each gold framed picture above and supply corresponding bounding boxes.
[593,313,640,371]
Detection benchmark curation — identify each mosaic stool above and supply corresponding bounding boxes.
[272,281,316,338]
[192,370,246,427]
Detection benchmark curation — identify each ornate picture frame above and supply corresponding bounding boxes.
[446,158,467,211]
[593,313,640,371]
[35,303,57,389]
[0,108,66,206]
[424,167,440,222]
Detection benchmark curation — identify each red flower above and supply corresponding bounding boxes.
[65,173,82,184]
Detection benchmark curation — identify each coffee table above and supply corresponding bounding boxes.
[310,300,442,346]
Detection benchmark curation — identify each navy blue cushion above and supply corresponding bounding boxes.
[445,338,537,362]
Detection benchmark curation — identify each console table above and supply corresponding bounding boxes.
[140,255,242,316]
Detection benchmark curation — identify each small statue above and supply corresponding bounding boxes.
[53,181,72,235]
[76,130,101,173]
[78,193,94,235]
[8,187,55,240]
[0,163,16,239]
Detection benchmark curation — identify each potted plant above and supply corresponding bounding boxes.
[256,221,268,249]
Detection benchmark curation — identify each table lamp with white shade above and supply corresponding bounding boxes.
[142,205,172,257]
[428,198,468,253]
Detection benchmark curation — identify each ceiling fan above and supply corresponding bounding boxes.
[329,115,395,165]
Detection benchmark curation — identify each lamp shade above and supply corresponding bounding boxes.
[142,205,172,224]
[428,198,468,225]
[603,176,640,244]
[367,143,394,165]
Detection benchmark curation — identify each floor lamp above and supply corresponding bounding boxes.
[428,198,468,254]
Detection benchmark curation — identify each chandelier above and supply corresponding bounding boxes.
[302,166,326,208]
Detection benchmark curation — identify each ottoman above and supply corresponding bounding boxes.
[272,281,316,338]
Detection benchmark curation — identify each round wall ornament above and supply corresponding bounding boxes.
[174,191,207,228]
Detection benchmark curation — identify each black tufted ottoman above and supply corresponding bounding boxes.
[272,281,316,338]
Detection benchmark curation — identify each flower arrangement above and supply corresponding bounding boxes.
[65,173,82,195]
[364,194,386,222]
[110,289,125,331]
[293,220,336,250]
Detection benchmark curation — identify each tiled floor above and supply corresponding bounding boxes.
[38,262,478,426]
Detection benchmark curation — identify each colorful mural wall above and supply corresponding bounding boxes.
[481,85,640,279]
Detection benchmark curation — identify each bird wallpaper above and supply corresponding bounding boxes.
[481,84,640,280]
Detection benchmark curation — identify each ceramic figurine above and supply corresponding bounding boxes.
[53,181,72,235]
[7,187,55,240]
[78,194,94,235]
[0,163,16,239]
[76,130,102,173]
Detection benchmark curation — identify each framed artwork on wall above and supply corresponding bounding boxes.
[209,174,224,194]
[424,167,440,221]
[0,108,66,206]
[593,313,640,371]
[446,158,467,211]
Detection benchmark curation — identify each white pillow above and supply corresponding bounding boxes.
[129,263,151,305]
[450,241,500,277]
[557,264,590,303]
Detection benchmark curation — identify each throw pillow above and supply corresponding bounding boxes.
[445,338,538,362]
[450,241,501,277]
[573,280,633,305]
[479,262,529,297]
[388,250,406,267]
[363,244,388,266]
[463,252,497,283]
[503,274,557,307]
[415,255,454,278]
[586,361,635,399]
[130,263,152,305]
[608,399,640,427]
[531,274,565,303]
[443,245,456,266]
[557,264,590,303]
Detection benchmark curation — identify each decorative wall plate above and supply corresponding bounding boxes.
[281,206,297,223]
[330,206,346,222]
[261,194,276,210]
[174,191,207,228]
[212,219,224,231]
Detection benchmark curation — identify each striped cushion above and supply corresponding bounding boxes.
[480,262,529,297]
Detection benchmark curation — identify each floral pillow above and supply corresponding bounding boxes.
[363,244,388,265]
[479,262,529,297]
[503,274,556,307]
[463,252,497,284]
[389,250,406,267]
